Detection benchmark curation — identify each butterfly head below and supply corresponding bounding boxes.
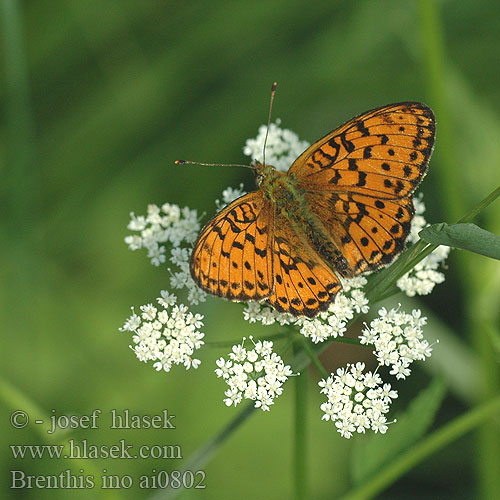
[251,160,279,187]
[251,160,289,200]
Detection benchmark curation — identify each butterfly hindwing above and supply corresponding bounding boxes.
[305,191,414,275]
[266,212,341,317]
[190,191,274,301]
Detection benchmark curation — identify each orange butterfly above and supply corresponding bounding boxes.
[187,100,435,317]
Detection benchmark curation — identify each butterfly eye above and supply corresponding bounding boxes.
[256,173,265,186]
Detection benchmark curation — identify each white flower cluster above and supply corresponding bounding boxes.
[125,203,207,305]
[359,306,434,380]
[397,196,450,296]
[215,338,294,411]
[319,362,398,439]
[120,291,205,372]
[242,276,369,343]
[243,119,310,172]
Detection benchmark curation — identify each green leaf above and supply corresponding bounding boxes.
[351,378,447,485]
[419,223,500,260]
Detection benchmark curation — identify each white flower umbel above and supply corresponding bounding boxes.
[215,337,295,411]
[125,203,207,305]
[120,291,205,372]
[242,276,369,343]
[360,306,434,380]
[397,196,450,297]
[319,362,398,439]
[243,119,310,172]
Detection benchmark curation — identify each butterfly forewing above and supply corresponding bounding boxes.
[190,191,274,301]
[289,102,435,200]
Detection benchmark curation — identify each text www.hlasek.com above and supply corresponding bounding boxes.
[10,440,182,460]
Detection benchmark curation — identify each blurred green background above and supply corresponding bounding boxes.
[1,0,500,498]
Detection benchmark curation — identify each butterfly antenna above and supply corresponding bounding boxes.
[262,82,277,167]
[175,159,257,171]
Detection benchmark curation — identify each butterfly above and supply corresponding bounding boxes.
[189,102,435,317]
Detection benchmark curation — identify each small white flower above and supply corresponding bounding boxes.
[158,290,177,308]
[242,302,262,323]
[319,363,397,438]
[140,304,157,321]
[230,344,247,362]
[215,337,295,411]
[121,310,141,331]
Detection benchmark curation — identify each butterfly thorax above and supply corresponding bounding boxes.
[256,164,297,208]
[257,163,352,277]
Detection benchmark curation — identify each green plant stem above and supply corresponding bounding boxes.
[332,336,363,347]
[419,0,462,222]
[293,342,308,500]
[339,395,500,500]
[296,334,328,378]
[458,185,500,223]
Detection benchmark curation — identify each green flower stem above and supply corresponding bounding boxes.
[295,333,328,379]
[293,341,308,500]
[419,0,462,222]
[331,336,363,347]
[458,185,500,223]
[338,395,500,500]
[373,285,404,304]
